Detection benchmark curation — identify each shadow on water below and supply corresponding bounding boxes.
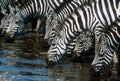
[0,32,120,81]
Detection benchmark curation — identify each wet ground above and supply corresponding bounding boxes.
[0,32,120,81]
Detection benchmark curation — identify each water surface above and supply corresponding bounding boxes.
[0,34,120,81]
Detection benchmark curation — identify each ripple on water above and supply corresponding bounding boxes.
[0,36,92,81]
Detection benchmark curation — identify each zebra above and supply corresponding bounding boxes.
[47,0,120,73]
[93,19,120,72]
[0,0,92,39]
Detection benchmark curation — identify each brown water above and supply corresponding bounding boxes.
[0,33,120,81]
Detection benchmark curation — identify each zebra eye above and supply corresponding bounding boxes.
[113,27,117,31]
[52,43,56,46]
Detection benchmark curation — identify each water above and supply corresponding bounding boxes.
[0,33,120,81]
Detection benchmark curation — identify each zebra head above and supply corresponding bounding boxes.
[0,14,13,35]
[46,30,64,65]
[74,31,94,56]
[45,24,60,45]
[0,12,24,39]
[44,12,59,42]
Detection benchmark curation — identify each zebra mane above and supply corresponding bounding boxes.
[54,0,75,14]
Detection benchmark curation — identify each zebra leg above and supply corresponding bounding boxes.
[33,18,41,32]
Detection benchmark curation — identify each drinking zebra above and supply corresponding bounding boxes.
[94,19,120,72]
[47,0,120,73]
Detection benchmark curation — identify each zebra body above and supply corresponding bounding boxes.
[47,0,120,72]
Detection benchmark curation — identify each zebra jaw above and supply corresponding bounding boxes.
[46,54,55,66]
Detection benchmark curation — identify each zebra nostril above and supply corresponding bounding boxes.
[45,56,55,67]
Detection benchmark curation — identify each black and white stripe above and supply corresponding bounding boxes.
[47,0,120,72]
[45,16,94,55]
[0,0,91,39]
[94,19,120,72]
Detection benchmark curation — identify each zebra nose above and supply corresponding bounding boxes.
[4,33,15,42]
[46,53,55,67]
[46,59,55,67]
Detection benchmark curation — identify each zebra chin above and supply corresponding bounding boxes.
[46,53,60,67]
